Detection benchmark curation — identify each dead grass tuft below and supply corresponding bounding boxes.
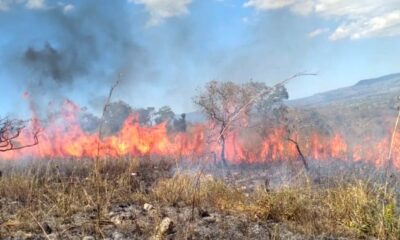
[152,171,400,239]
[0,159,400,239]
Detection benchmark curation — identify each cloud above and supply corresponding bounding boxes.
[129,0,192,26]
[0,0,46,10]
[25,0,45,9]
[330,10,400,40]
[0,0,193,25]
[308,27,330,38]
[244,0,400,40]
[62,4,75,14]
[244,0,297,10]
[244,0,314,15]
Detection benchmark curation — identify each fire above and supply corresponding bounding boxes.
[2,99,400,170]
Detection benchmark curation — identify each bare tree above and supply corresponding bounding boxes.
[0,117,39,152]
[194,81,279,165]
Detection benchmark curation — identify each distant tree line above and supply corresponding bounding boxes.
[1,79,292,162]
[79,101,187,136]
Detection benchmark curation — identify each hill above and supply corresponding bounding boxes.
[290,73,400,140]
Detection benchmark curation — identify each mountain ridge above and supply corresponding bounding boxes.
[289,73,400,108]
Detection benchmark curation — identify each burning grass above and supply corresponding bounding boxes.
[0,158,400,239]
[5,98,400,172]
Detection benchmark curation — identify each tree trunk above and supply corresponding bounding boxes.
[220,136,227,166]
[288,138,309,171]
[220,124,227,166]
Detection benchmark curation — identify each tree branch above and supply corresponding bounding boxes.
[0,118,40,152]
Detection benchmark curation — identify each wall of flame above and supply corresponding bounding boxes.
[2,100,400,169]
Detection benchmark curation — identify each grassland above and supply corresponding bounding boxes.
[0,158,399,239]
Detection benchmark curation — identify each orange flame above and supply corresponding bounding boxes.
[2,99,400,170]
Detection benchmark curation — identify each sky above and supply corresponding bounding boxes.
[0,0,399,117]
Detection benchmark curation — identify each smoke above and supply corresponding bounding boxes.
[3,0,150,117]
[215,11,315,89]
[23,42,87,84]
[1,0,319,117]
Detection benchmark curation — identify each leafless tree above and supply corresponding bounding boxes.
[0,117,39,152]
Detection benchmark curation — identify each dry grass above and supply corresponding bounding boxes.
[152,170,400,239]
[0,159,399,239]
[0,158,135,210]
[0,158,168,237]
[152,173,269,217]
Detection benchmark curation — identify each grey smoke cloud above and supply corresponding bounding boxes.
[1,0,151,116]
[23,42,87,84]
[26,1,145,83]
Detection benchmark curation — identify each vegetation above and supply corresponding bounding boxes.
[0,158,399,239]
[0,117,39,152]
[193,81,288,165]
[1,77,398,239]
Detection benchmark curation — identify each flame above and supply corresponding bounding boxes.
[2,99,400,170]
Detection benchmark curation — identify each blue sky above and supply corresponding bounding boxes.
[0,0,400,117]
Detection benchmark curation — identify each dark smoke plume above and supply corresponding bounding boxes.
[5,0,150,116]
[23,42,87,84]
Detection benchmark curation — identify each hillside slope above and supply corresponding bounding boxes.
[291,73,400,108]
[290,73,400,140]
